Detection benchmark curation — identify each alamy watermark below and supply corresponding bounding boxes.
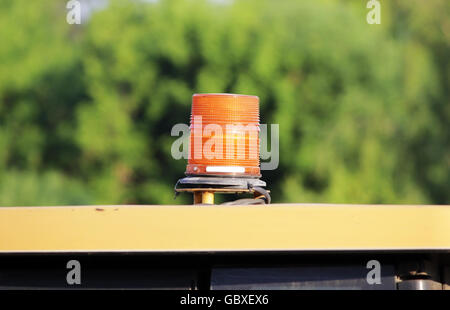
[366,0,381,25]
[66,259,81,285]
[171,117,279,171]
[66,0,81,25]
[366,259,382,285]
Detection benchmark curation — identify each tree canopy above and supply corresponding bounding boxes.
[0,0,448,205]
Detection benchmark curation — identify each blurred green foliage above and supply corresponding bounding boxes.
[0,0,448,206]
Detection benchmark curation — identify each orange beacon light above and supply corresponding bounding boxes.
[186,93,261,178]
[175,93,269,205]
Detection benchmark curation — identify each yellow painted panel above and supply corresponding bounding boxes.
[0,204,449,252]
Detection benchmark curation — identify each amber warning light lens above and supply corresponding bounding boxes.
[186,93,261,178]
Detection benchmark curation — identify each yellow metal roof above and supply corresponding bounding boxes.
[0,204,449,253]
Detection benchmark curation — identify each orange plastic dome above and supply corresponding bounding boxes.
[186,93,260,177]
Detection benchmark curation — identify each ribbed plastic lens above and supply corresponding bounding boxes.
[186,93,261,177]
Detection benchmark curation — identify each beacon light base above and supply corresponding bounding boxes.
[175,176,269,205]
